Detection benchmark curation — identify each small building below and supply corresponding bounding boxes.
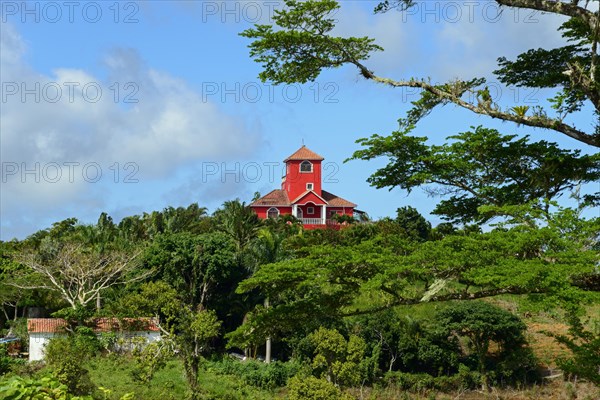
[27,317,161,362]
[250,146,359,229]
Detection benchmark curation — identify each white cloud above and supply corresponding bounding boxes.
[328,1,568,82]
[0,23,260,239]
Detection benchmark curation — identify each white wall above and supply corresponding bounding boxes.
[29,332,54,362]
[28,331,161,362]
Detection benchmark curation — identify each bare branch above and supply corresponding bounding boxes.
[13,244,152,309]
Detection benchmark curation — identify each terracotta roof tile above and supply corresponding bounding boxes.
[322,190,357,207]
[27,318,159,333]
[284,146,325,161]
[27,319,68,334]
[250,189,291,206]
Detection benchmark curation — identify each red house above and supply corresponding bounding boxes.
[250,146,357,229]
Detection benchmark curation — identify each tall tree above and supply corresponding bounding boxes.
[230,208,599,344]
[350,126,600,223]
[13,240,149,309]
[214,199,261,259]
[144,232,236,309]
[241,0,600,147]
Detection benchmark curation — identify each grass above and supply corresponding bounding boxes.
[85,355,282,400]
[87,355,188,400]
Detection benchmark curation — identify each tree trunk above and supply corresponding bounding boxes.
[264,297,271,363]
[184,356,201,400]
[96,292,101,311]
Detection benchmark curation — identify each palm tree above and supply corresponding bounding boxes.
[215,199,261,256]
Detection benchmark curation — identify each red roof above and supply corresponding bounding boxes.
[27,319,67,334]
[250,189,356,208]
[27,318,160,334]
[284,146,324,162]
[322,190,357,207]
[291,190,328,205]
[250,189,291,206]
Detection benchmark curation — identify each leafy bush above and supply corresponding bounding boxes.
[553,313,600,385]
[0,375,93,400]
[297,327,378,387]
[44,329,100,395]
[351,310,459,375]
[0,345,13,376]
[435,301,537,385]
[286,375,354,400]
[209,357,301,389]
[383,365,482,392]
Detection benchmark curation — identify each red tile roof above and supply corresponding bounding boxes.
[322,190,357,207]
[250,189,356,208]
[250,189,291,206]
[27,318,159,333]
[284,146,325,161]
[27,319,67,334]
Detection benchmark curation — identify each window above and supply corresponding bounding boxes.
[300,160,312,173]
[307,207,315,214]
[329,210,338,217]
[306,183,314,190]
[267,207,279,219]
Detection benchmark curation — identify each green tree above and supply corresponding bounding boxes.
[228,241,392,349]
[115,281,221,400]
[232,208,598,342]
[241,0,600,147]
[552,311,600,385]
[302,327,375,387]
[350,127,600,223]
[214,199,261,256]
[435,301,530,381]
[395,206,431,240]
[144,232,236,309]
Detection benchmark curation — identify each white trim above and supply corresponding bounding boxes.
[267,207,280,219]
[300,160,313,173]
[291,190,329,205]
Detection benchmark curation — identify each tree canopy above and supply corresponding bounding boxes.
[241,0,600,146]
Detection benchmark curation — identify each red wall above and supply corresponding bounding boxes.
[283,159,322,201]
[297,203,322,218]
[326,207,353,218]
[252,206,292,219]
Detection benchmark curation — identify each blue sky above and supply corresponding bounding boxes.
[1,1,597,239]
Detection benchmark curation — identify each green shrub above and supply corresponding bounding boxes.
[296,327,378,387]
[210,357,301,389]
[44,332,98,395]
[382,367,483,392]
[286,375,353,400]
[435,301,536,385]
[0,375,93,400]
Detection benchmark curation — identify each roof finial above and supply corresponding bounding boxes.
[302,138,305,146]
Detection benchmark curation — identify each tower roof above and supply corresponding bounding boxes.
[284,145,324,162]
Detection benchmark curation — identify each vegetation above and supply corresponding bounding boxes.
[241,0,600,147]
[0,2,598,398]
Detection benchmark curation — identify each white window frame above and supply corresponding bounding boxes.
[306,183,314,191]
[307,206,315,214]
[267,207,280,219]
[300,160,312,173]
